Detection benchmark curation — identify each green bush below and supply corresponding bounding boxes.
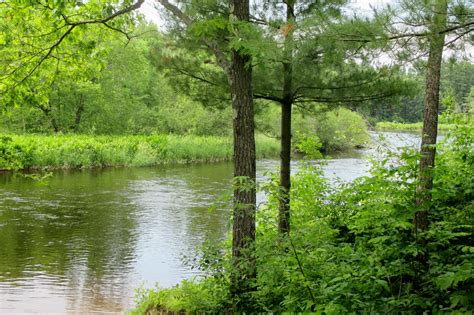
[295,107,370,151]
[0,136,32,170]
[256,105,369,152]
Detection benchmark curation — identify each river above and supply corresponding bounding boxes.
[0,132,422,314]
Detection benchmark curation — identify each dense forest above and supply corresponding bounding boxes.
[0,0,473,314]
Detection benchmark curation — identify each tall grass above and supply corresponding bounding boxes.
[0,134,279,170]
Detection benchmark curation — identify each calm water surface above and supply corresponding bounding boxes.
[0,132,422,314]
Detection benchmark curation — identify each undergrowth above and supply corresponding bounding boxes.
[131,125,473,314]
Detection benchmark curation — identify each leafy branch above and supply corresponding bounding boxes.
[2,0,145,91]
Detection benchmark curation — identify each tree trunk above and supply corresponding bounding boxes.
[71,94,85,132]
[155,0,256,308]
[51,117,60,133]
[37,103,60,133]
[414,0,447,232]
[229,0,257,310]
[279,99,291,234]
[278,0,295,235]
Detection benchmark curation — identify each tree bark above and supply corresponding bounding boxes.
[229,0,257,310]
[414,0,447,232]
[278,0,295,235]
[71,94,85,132]
[155,0,256,308]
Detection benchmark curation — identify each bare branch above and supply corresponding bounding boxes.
[103,22,132,44]
[65,0,145,25]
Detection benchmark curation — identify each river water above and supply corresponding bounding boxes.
[0,132,421,314]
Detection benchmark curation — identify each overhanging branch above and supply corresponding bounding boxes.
[5,0,146,90]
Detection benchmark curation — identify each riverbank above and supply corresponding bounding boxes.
[0,134,279,170]
[130,127,473,314]
[374,121,456,132]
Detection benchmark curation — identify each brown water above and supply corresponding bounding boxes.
[0,132,421,314]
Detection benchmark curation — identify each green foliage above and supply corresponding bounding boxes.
[257,104,369,152]
[133,126,473,313]
[439,86,474,125]
[0,136,30,170]
[296,107,370,151]
[359,60,474,124]
[0,25,235,136]
[0,0,142,112]
[294,132,323,159]
[0,134,278,170]
[154,97,233,136]
[131,279,229,315]
[441,61,474,112]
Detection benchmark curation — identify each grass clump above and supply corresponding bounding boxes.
[0,134,279,170]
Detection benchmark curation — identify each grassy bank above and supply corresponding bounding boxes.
[375,121,456,132]
[0,134,279,170]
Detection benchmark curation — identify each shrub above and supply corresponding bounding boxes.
[256,104,370,152]
[301,108,370,151]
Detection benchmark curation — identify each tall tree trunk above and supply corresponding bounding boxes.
[156,0,256,308]
[229,0,256,310]
[278,0,295,234]
[414,0,447,232]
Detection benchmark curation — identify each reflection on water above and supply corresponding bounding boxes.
[0,132,422,314]
[0,165,234,313]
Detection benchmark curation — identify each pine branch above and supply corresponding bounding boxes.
[294,92,396,104]
[336,20,473,44]
[157,0,231,73]
[294,74,385,94]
